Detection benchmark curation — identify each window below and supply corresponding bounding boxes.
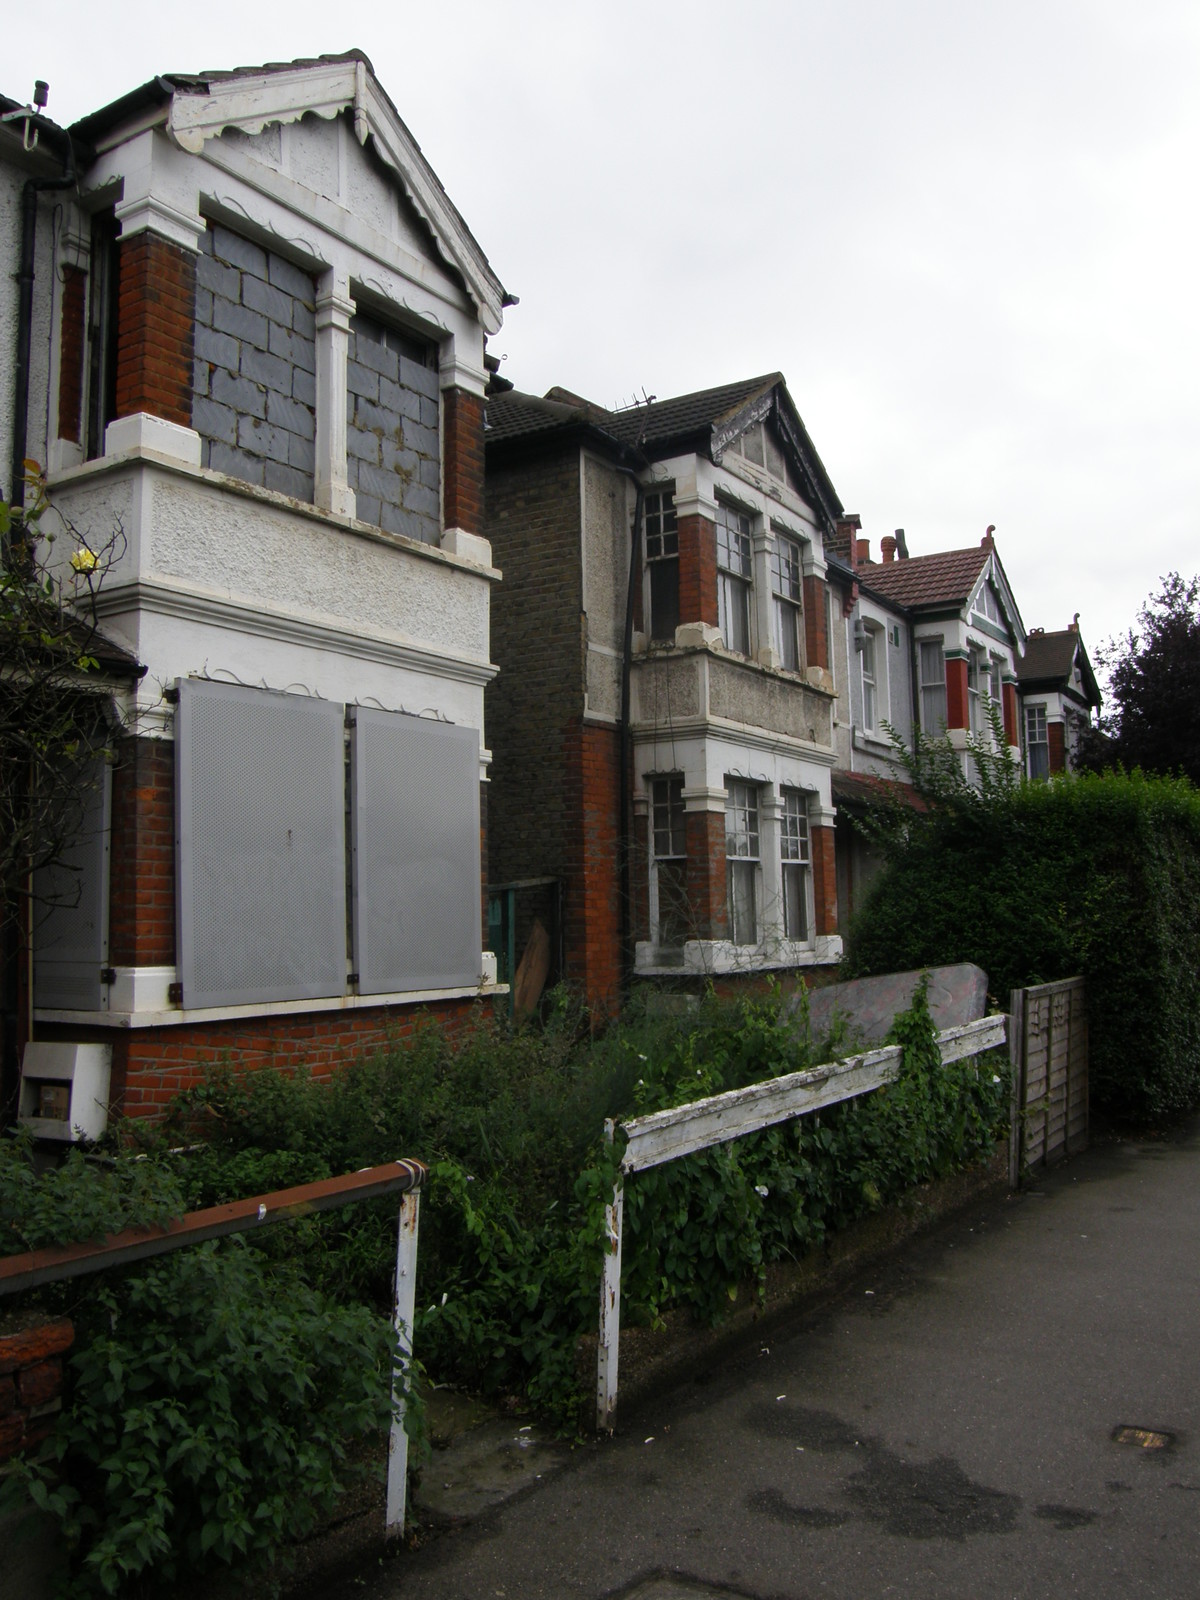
[725,780,759,944]
[651,776,688,946]
[967,647,985,735]
[771,533,803,671]
[716,503,753,655]
[645,489,679,643]
[1026,704,1049,780]
[780,789,811,942]
[919,641,946,733]
[974,582,1004,625]
[85,210,120,461]
[861,628,878,731]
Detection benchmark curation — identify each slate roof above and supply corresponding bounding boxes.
[1018,628,1101,705]
[484,389,619,447]
[855,545,991,611]
[603,375,781,451]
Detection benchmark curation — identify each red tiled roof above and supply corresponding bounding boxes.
[856,545,990,610]
[832,772,928,812]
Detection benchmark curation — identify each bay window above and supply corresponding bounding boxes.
[770,532,803,671]
[725,779,759,944]
[716,503,753,655]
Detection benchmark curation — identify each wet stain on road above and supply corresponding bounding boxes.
[1034,1503,1098,1530]
[745,1488,849,1529]
[744,1403,865,1453]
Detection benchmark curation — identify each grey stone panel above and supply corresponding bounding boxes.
[237,415,292,465]
[264,460,313,500]
[193,397,238,446]
[211,225,267,279]
[356,493,382,527]
[418,456,441,490]
[211,368,266,419]
[403,482,440,519]
[195,286,214,326]
[265,390,315,439]
[292,299,316,340]
[292,366,316,407]
[352,397,404,440]
[358,462,405,504]
[269,323,316,373]
[267,253,316,303]
[401,357,439,399]
[288,432,315,473]
[240,345,292,392]
[379,376,421,422]
[208,442,266,486]
[195,252,240,301]
[346,361,379,403]
[213,298,268,350]
[404,420,438,458]
[347,424,381,466]
[382,441,418,477]
[346,456,361,492]
[242,274,296,328]
[381,502,436,544]
[195,325,240,370]
[193,358,209,400]
[352,334,400,382]
[420,395,439,430]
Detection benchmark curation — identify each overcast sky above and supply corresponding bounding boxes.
[8,1,1199,679]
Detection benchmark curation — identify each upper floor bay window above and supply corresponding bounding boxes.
[861,627,878,731]
[716,502,753,655]
[967,647,985,734]
[725,779,759,944]
[771,532,804,672]
[780,788,812,942]
[651,775,689,946]
[919,640,947,733]
[1026,704,1049,780]
[645,488,679,643]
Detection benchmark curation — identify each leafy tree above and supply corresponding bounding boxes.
[1081,573,1200,782]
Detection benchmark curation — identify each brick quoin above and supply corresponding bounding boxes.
[114,233,196,427]
[442,387,485,534]
[57,263,87,444]
[811,823,838,937]
[945,657,969,730]
[109,735,176,968]
[677,513,718,629]
[108,996,481,1120]
[1048,721,1066,774]
[803,574,829,670]
[686,809,727,941]
[1003,681,1019,746]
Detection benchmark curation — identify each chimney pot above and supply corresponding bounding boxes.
[881,536,897,563]
[855,538,871,565]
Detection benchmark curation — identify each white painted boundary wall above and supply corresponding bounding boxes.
[596,1014,1008,1430]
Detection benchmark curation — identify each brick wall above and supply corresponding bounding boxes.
[803,574,829,670]
[443,387,485,535]
[945,657,969,730]
[346,315,440,542]
[109,734,175,968]
[562,722,623,1012]
[686,809,728,941]
[0,1320,73,1463]
[677,513,718,628]
[811,823,838,937]
[192,224,316,499]
[56,264,87,445]
[485,444,585,969]
[114,232,196,427]
[107,995,479,1120]
[1003,681,1019,746]
[1048,721,1066,774]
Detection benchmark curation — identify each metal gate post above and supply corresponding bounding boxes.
[386,1189,421,1537]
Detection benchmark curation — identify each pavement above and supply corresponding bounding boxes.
[327,1122,1200,1600]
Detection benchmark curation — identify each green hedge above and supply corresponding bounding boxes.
[845,769,1200,1123]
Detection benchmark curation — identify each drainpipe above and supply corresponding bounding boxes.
[618,476,645,994]
[7,87,76,513]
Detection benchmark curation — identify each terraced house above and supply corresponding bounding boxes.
[2,53,509,1127]
[484,373,845,1012]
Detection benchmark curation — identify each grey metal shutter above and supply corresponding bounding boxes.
[352,711,480,994]
[32,755,111,1012]
[177,680,347,1008]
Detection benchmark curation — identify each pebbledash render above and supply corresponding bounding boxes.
[4,53,511,1119]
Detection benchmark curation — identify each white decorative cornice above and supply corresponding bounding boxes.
[115,191,206,251]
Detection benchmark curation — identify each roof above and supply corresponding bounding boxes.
[1018,628,1101,707]
[832,772,928,813]
[487,373,843,531]
[856,545,990,610]
[68,52,511,332]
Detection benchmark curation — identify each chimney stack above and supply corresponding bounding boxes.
[880,535,897,563]
[829,513,862,569]
[855,538,871,565]
[981,524,996,551]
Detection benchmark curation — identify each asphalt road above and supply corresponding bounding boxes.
[336,1123,1200,1600]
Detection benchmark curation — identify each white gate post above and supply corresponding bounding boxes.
[386,1189,421,1537]
[596,1118,624,1433]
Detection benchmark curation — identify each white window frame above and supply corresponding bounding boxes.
[650,775,688,947]
[861,628,878,732]
[770,532,804,672]
[780,789,812,943]
[644,487,679,644]
[1026,703,1049,780]
[716,503,753,656]
[919,640,947,733]
[725,779,760,945]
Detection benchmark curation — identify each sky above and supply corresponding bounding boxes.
[7,0,1199,684]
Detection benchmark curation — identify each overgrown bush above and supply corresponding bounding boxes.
[846,763,1200,1123]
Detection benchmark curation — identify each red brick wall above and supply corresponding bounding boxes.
[57,264,87,445]
[109,735,175,968]
[1003,681,1019,746]
[1048,721,1066,774]
[443,387,485,534]
[803,575,829,670]
[945,657,969,730]
[811,823,838,937]
[107,995,480,1120]
[562,722,623,1012]
[677,513,718,628]
[0,1320,73,1462]
[686,809,727,941]
[114,233,196,427]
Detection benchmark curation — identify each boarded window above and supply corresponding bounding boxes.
[33,753,111,1011]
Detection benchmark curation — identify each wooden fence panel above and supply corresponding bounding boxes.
[1010,978,1087,1181]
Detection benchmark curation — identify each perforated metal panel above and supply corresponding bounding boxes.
[33,756,111,1011]
[177,680,347,1008]
[352,710,481,994]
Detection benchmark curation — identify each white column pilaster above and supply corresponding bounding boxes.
[315,271,355,518]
